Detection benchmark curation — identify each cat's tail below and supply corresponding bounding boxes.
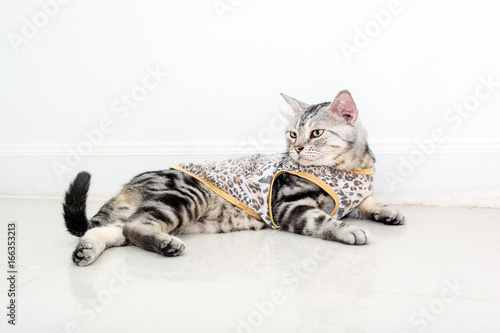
[63,171,92,237]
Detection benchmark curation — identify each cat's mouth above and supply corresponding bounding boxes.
[293,154,320,166]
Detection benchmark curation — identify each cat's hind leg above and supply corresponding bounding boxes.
[73,222,128,266]
[72,193,137,266]
[122,209,186,257]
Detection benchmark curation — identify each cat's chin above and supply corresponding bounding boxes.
[291,155,331,168]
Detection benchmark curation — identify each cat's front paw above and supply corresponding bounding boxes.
[371,206,406,225]
[73,241,98,266]
[334,225,371,245]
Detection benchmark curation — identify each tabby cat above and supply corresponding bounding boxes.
[64,90,405,266]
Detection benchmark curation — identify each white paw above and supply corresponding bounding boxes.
[372,206,406,225]
[72,240,98,266]
[335,225,371,245]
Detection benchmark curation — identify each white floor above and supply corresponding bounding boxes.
[0,198,499,333]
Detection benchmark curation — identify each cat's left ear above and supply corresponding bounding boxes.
[280,93,310,116]
[327,90,358,124]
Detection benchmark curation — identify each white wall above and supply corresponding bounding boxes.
[1,0,499,207]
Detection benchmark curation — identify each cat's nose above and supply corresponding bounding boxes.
[294,146,304,153]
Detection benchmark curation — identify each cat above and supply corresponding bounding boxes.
[63,90,405,266]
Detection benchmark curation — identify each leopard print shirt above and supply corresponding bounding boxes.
[174,153,373,229]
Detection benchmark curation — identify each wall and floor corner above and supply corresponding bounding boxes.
[1,138,499,208]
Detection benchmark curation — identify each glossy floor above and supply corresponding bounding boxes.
[1,198,499,333]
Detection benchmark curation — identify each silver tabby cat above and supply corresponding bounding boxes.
[64,90,405,266]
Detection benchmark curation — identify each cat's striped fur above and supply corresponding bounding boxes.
[64,90,405,266]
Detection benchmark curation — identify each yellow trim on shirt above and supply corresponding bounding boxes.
[352,167,374,175]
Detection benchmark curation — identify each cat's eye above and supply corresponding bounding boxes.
[289,131,297,139]
[311,129,324,138]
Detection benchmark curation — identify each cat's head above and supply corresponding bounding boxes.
[281,90,375,171]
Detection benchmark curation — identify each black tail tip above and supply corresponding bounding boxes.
[67,172,91,200]
[65,171,91,201]
[75,171,91,184]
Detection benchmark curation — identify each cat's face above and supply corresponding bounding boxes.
[282,90,363,169]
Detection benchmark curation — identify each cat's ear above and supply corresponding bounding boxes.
[280,93,310,115]
[327,90,358,124]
